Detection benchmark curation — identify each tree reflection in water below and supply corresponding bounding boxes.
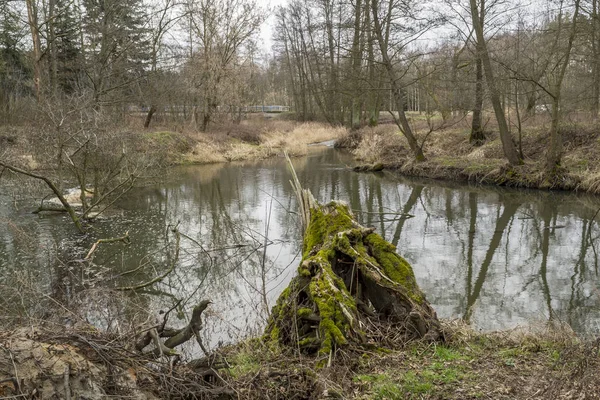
[1,148,600,350]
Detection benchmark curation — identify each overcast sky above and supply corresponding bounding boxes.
[258,0,286,54]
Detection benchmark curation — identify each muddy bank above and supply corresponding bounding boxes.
[385,159,583,192]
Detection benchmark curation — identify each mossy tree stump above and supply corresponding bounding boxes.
[265,156,442,365]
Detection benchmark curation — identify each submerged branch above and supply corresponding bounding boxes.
[0,161,83,232]
[85,232,131,260]
[116,228,180,291]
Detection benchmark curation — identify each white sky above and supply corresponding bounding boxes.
[258,0,286,54]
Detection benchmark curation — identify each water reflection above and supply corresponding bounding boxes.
[1,147,600,347]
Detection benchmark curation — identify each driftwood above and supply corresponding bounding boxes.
[265,154,442,365]
[136,299,212,358]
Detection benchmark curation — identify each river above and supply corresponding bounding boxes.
[1,146,599,348]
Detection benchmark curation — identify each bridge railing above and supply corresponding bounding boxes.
[243,105,290,113]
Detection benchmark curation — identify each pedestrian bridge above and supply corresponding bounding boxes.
[243,105,290,113]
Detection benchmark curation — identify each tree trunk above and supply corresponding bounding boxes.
[26,0,42,100]
[144,105,157,128]
[350,0,362,129]
[265,158,442,366]
[471,0,485,146]
[48,0,58,96]
[469,0,522,165]
[371,0,425,161]
[593,0,600,121]
[546,0,580,174]
[324,0,338,124]
[470,55,485,144]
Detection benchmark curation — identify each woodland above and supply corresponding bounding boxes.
[1,0,600,398]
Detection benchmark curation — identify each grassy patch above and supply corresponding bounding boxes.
[354,374,406,399]
[434,345,467,361]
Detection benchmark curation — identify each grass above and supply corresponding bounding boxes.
[354,374,406,399]
[216,320,599,399]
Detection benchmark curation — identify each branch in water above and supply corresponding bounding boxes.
[85,232,131,260]
[116,228,180,291]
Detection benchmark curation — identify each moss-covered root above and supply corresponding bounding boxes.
[265,200,442,365]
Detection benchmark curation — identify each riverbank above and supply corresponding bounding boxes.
[0,118,345,172]
[170,115,600,196]
[2,320,597,399]
[148,119,346,165]
[341,114,600,195]
[7,114,600,196]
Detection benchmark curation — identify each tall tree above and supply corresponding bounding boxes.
[545,0,581,173]
[0,0,29,118]
[82,0,151,107]
[470,0,485,144]
[371,0,426,161]
[52,0,83,94]
[25,0,42,100]
[187,0,264,131]
[469,0,522,165]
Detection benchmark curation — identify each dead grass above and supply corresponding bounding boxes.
[352,125,409,163]
[183,121,346,163]
[216,319,599,399]
[341,113,600,194]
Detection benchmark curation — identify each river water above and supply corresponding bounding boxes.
[1,146,599,347]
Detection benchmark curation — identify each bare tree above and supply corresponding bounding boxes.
[370,0,430,161]
[186,0,265,131]
[469,0,522,165]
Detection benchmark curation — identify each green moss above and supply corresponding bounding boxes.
[364,233,423,303]
[269,326,280,342]
[298,337,319,347]
[297,307,313,318]
[298,263,312,277]
[303,202,355,258]
[307,259,357,357]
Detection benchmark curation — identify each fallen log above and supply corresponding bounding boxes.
[265,155,442,365]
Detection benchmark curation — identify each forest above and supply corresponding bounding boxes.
[1,0,600,399]
[1,0,599,170]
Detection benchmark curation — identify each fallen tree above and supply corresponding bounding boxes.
[265,155,442,365]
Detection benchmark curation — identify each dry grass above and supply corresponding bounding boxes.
[352,125,408,163]
[215,319,599,399]
[261,122,346,156]
[183,121,346,163]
